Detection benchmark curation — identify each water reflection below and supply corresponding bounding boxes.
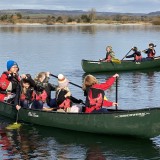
[0,121,160,160]
[1,24,160,34]
[1,24,160,159]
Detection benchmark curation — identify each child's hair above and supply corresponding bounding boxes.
[34,72,47,83]
[82,74,98,90]
[106,45,112,51]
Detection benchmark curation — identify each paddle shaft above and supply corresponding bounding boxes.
[15,109,19,123]
[121,48,132,60]
[115,77,118,110]
[50,74,82,89]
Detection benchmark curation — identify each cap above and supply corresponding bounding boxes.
[58,74,69,88]
[7,60,18,71]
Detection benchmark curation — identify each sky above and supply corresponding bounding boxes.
[0,0,160,13]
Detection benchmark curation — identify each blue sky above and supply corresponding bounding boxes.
[0,0,160,13]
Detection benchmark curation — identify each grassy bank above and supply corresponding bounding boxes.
[0,10,160,25]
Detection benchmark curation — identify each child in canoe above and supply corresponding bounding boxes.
[56,74,83,112]
[82,73,119,113]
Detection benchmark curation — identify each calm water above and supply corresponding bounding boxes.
[1,24,160,159]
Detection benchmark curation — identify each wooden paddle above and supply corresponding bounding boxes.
[121,48,132,60]
[50,74,82,89]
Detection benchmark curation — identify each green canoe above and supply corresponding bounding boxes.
[0,101,160,138]
[81,56,160,73]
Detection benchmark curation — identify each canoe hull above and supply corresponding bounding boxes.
[81,57,160,73]
[0,102,160,138]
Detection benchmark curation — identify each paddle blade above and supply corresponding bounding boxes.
[6,123,21,130]
[111,59,121,64]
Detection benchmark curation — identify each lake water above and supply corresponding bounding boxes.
[0,24,160,159]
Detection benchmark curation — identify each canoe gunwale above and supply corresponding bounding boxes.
[0,101,159,115]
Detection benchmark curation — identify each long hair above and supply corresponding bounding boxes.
[34,72,46,83]
[82,74,98,90]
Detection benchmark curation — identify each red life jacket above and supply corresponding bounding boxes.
[35,90,47,102]
[0,72,20,101]
[135,55,142,61]
[56,89,71,110]
[145,49,156,58]
[58,98,71,110]
[106,55,111,62]
[148,50,155,58]
[20,90,36,101]
[87,87,104,110]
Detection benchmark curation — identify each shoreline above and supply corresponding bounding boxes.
[0,22,153,27]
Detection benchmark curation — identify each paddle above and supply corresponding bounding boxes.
[50,74,82,89]
[6,109,21,130]
[121,48,132,60]
[115,77,118,110]
[6,83,22,130]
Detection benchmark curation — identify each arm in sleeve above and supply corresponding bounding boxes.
[49,83,57,91]
[103,100,113,107]
[94,76,115,90]
[126,53,134,58]
[14,84,21,107]
[70,96,83,104]
[0,74,10,90]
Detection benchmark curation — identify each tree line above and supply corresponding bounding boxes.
[0,9,160,25]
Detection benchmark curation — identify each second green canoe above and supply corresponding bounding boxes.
[81,56,160,73]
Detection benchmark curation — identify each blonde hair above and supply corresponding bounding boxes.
[106,45,112,51]
[34,72,47,83]
[82,74,98,90]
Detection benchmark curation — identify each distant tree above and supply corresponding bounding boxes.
[56,16,63,23]
[0,14,8,21]
[16,13,22,19]
[113,14,122,21]
[81,14,90,23]
[67,17,74,22]
[88,8,96,23]
[46,15,51,22]
[10,14,18,24]
[77,18,81,23]
[46,15,56,24]
[52,16,56,21]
